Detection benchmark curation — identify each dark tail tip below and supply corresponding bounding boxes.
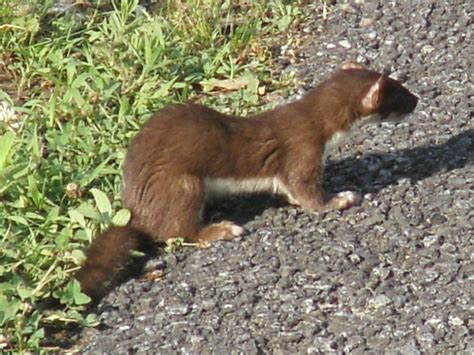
[74,226,149,300]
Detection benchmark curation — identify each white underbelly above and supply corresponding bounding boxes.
[203,176,298,204]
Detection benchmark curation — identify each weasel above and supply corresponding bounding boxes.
[75,61,418,298]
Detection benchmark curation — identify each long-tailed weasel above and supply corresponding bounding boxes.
[75,61,418,298]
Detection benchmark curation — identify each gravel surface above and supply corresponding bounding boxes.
[78,1,473,353]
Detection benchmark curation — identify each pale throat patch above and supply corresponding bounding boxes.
[323,113,382,163]
[322,130,348,163]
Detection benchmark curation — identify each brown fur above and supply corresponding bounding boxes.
[74,226,148,299]
[75,61,418,298]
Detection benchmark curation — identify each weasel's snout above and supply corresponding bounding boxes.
[408,92,419,112]
[397,90,418,117]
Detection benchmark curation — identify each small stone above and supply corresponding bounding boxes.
[398,342,421,355]
[421,44,435,54]
[368,295,392,309]
[448,316,464,326]
[440,243,457,253]
[349,253,362,264]
[167,304,190,316]
[373,266,391,280]
[366,31,377,40]
[360,17,375,27]
[339,40,351,49]
[429,213,448,225]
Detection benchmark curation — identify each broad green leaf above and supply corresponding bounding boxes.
[55,231,69,248]
[66,309,84,322]
[71,249,86,262]
[0,295,21,326]
[12,163,30,180]
[74,290,91,306]
[118,97,130,119]
[8,215,29,225]
[27,327,45,348]
[69,209,86,228]
[103,82,121,99]
[86,30,102,42]
[72,72,91,89]
[25,212,44,220]
[61,279,91,306]
[0,131,15,170]
[84,313,100,326]
[112,209,131,226]
[90,188,112,215]
[244,71,259,94]
[76,203,101,221]
[17,286,33,300]
[46,206,60,222]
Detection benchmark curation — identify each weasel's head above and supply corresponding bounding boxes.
[326,61,418,127]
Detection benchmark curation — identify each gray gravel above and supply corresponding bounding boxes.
[79,1,473,353]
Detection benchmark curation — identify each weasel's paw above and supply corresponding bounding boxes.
[216,221,245,240]
[198,221,245,242]
[335,191,363,209]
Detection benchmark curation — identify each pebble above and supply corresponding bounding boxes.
[338,40,351,49]
[368,295,392,309]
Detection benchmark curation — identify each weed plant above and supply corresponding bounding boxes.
[0,0,301,351]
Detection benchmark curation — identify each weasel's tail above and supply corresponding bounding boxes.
[74,225,149,300]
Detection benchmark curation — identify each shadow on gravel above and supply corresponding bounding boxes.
[325,128,474,194]
[205,194,284,225]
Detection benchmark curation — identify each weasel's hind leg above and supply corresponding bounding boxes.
[135,174,243,243]
[158,175,245,243]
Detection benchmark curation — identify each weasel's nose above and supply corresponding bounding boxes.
[412,93,419,107]
[407,92,418,112]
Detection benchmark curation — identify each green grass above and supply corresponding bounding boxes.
[0,0,303,351]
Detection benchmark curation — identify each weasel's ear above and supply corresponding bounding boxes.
[362,75,386,111]
[341,61,366,70]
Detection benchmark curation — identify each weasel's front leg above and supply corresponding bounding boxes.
[282,178,362,213]
[279,153,362,213]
